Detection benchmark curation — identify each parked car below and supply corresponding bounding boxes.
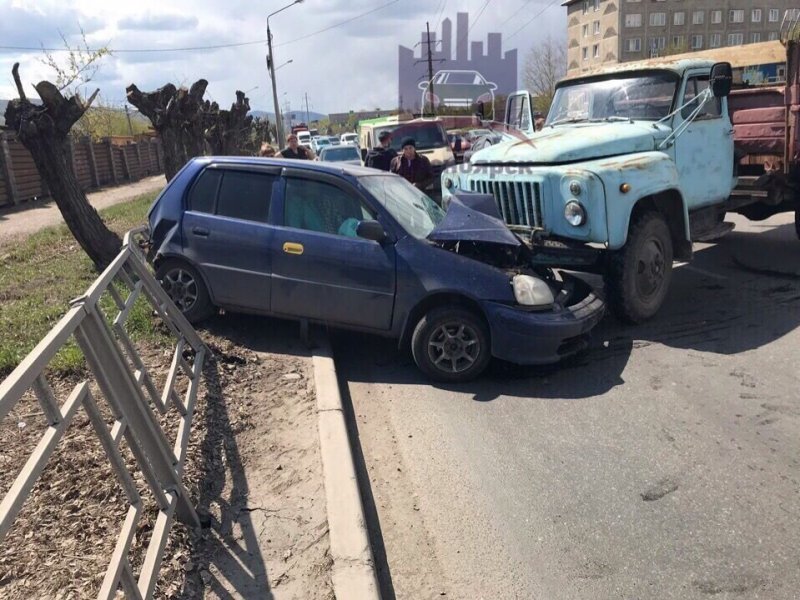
[462,131,503,163]
[327,136,341,146]
[464,128,493,143]
[340,132,358,145]
[317,145,361,165]
[146,157,605,382]
[447,131,471,163]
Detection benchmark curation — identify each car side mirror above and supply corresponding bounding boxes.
[356,220,386,243]
[710,62,732,98]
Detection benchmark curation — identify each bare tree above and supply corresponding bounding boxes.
[204,91,254,156]
[4,64,121,268]
[522,37,567,114]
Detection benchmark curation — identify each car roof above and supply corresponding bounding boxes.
[193,155,372,176]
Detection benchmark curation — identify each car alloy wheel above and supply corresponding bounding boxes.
[155,259,214,323]
[161,267,199,312]
[427,321,482,374]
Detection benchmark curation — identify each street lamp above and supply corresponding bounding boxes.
[267,0,304,144]
[275,59,293,72]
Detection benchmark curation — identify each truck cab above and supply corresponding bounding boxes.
[442,58,755,322]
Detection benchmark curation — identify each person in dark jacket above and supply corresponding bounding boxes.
[280,133,310,159]
[364,130,397,171]
[390,137,434,190]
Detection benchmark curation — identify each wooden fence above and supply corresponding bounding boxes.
[0,134,164,209]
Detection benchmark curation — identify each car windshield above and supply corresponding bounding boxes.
[320,147,360,161]
[359,174,444,239]
[548,70,679,123]
[447,72,481,85]
[375,122,448,151]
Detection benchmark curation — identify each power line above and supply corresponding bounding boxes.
[433,0,448,37]
[500,0,534,27]
[0,0,401,54]
[454,0,491,51]
[506,0,562,41]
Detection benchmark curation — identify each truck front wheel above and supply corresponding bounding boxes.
[605,211,673,324]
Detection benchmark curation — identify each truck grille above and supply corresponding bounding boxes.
[468,180,543,228]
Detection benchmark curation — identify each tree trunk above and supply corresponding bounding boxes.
[4,63,121,269]
[127,80,209,182]
[206,91,254,156]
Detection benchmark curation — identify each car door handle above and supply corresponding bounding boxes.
[191,227,210,237]
[283,242,304,255]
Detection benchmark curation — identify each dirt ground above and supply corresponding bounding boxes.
[0,175,165,245]
[0,313,333,599]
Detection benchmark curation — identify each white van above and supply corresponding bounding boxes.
[340,132,358,145]
[297,131,312,147]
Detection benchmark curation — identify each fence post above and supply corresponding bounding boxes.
[86,136,100,188]
[0,133,19,205]
[121,145,132,181]
[106,138,118,185]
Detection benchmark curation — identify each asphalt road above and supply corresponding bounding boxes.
[333,211,800,600]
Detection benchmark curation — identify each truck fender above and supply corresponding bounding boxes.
[594,152,691,259]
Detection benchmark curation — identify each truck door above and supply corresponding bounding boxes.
[673,72,735,210]
[505,91,535,137]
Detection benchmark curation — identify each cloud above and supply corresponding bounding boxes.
[0,5,104,48]
[117,14,199,32]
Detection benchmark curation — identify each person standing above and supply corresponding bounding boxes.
[390,137,433,190]
[280,133,310,159]
[364,130,397,171]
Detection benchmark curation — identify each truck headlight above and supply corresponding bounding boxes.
[569,180,583,196]
[564,201,586,227]
[512,274,554,307]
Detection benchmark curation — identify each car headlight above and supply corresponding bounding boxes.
[512,274,554,307]
[564,201,586,227]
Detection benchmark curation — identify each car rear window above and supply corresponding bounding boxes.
[188,169,222,213]
[216,171,276,223]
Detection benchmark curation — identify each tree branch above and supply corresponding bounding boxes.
[12,62,27,102]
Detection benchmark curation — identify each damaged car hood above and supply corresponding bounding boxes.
[427,195,521,247]
[470,121,663,165]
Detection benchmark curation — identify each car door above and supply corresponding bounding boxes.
[673,72,735,210]
[269,170,396,330]
[181,165,279,311]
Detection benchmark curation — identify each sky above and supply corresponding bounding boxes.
[0,0,565,116]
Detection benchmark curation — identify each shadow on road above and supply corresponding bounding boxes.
[333,220,800,402]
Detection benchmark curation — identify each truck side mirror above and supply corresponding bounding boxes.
[710,62,732,98]
[475,100,485,120]
[360,147,368,163]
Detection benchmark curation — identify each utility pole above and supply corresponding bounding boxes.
[304,92,310,125]
[426,21,436,117]
[124,105,134,136]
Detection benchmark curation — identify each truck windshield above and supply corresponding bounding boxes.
[375,122,448,151]
[548,71,679,124]
[359,174,444,239]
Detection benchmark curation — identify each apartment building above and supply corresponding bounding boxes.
[565,0,799,75]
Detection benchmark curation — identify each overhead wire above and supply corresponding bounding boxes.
[506,0,562,41]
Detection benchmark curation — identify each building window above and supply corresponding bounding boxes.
[710,33,721,47]
[711,10,722,24]
[592,0,599,12]
[729,10,744,24]
[583,24,589,37]
[650,12,666,26]
[625,13,642,27]
[594,20,600,35]
[626,38,641,52]
[674,11,685,26]
[751,32,761,43]
[692,11,704,25]
[582,47,588,60]
[583,0,589,15]
[626,0,641,2]
[728,32,744,45]
[768,31,779,40]
[593,44,600,58]
[768,9,779,22]
[650,37,666,50]
[691,34,703,49]
[672,35,685,47]
[751,9,762,23]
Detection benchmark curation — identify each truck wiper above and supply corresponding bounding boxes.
[549,117,588,126]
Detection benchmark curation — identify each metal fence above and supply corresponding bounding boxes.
[0,228,207,599]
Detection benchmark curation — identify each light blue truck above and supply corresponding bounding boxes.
[441,46,800,322]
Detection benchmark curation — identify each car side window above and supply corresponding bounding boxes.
[187,169,222,213]
[681,76,721,120]
[284,178,372,238]
[216,170,276,223]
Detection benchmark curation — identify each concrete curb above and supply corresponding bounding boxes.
[312,335,381,600]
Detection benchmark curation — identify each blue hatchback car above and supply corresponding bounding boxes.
[146,157,605,382]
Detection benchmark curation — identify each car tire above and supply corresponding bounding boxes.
[411,307,491,383]
[155,259,214,324]
[604,211,673,324]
